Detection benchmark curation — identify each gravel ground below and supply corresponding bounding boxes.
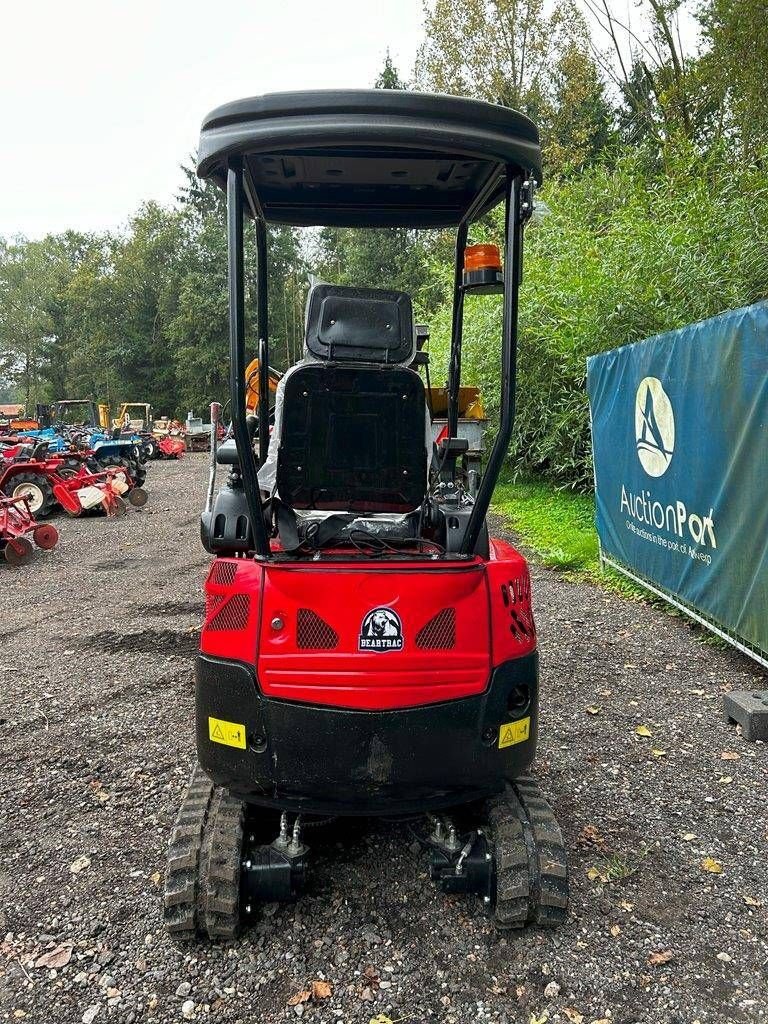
[1,454,766,1024]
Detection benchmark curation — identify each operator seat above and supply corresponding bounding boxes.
[274,284,429,514]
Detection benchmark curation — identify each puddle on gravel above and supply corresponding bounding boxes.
[59,627,199,658]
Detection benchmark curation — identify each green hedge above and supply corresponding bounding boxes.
[427,144,768,489]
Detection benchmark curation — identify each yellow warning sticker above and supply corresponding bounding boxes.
[498,716,531,749]
[208,716,246,750]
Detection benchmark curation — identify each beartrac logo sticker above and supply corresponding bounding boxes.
[635,376,675,477]
[359,607,404,652]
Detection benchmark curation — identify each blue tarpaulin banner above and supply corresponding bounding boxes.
[586,301,768,662]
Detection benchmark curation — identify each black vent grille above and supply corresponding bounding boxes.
[210,560,238,586]
[500,573,535,641]
[415,608,456,650]
[297,609,339,649]
[207,594,250,631]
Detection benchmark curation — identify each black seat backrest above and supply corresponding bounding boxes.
[276,363,427,513]
[305,284,414,364]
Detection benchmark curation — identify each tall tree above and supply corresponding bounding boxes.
[541,40,616,171]
[0,238,60,410]
[168,167,307,407]
[415,0,612,170]
[697,0,768,161]
[375,49,407,90]
[41,231,107,401]
[415,0,555,112]
[580,0,702,147]
[0,167,308,417]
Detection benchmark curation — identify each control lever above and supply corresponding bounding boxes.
[205,402,222,514]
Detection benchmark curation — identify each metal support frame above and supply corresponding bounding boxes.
[227,159,270,558]
[224,151,525,561]
[602,551,768,670]
[254,219,270,467]
[461,172,523,555]
[447,222,468,440]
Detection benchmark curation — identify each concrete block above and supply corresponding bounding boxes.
[723,690,768,742]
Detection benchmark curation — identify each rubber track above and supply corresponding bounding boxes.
[488,774,569,929]
[199,786,244,940]
[163,765,244,941]
[163,765,214,939]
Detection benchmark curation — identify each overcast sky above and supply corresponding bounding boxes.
[0,0,424,239]
[1,1,701,240]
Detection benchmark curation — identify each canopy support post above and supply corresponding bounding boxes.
[447,222,468,440]
[461,173,522,555]
[255,219,270,468]
[227,158,270,559]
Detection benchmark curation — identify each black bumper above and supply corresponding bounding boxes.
[195,652,539,816]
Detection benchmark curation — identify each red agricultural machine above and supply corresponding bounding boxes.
[0,494,58,565]
[156,435,186,459]
[0,442,148,517]
[164,90,568,941]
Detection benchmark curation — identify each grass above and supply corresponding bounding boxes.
[586,848,651,885]
[491,475,643,597]
[492,477,599,573]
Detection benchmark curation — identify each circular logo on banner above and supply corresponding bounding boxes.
[358,607,404,652]
[635,377,675,477]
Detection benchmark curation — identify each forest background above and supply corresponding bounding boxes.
[2,0,766,492]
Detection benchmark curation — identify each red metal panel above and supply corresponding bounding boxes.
[200,558,262,663]
[486,538,538,666]
[257,561,490,710]
[200,542,536,710]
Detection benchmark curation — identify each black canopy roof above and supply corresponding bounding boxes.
[197,90,541,228]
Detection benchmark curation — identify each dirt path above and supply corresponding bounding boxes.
[1,456,765,1024]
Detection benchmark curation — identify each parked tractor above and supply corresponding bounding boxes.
[3,428,148,491]
[113,402,154,432]
[36,399,109,429]
[0,442,147,517]
[110,404,186,460]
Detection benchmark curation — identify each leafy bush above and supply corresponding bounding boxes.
[427,143,768,489]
